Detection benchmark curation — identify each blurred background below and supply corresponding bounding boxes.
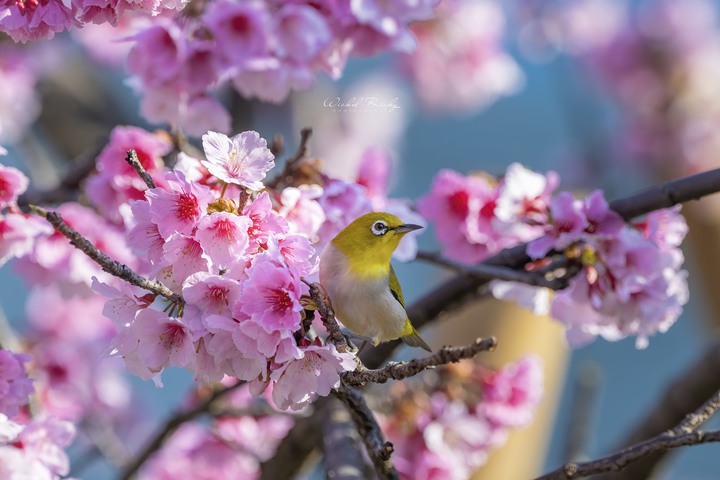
[2,0,720,478]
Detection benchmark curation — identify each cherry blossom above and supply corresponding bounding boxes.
[0,415,76,480]
[270,342,357,411]
[201,131,275,190]
[0,164,28,209]
[0,350,33,417]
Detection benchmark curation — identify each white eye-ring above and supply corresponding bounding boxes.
[371,220,388,236]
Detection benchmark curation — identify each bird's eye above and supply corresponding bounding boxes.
[371,220,388,236]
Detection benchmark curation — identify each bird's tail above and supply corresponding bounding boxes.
[402,327,432,352]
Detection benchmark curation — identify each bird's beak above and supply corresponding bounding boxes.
[393,224,423,234]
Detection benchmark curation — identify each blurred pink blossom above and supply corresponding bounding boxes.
[0,415,75,479]
[0,350,33,417]
[402,0,523,114]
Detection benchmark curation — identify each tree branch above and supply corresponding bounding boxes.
[266,128,312,190]
[125,149,155,189]
[596,341,720,480]
[535,430,720,480]
[303,280,349,353]
[322,397,370,480]
[334,387,399,480]
[343,337,497,387]
[119,381,245,480]
[416,251,567,289]
[30,206,183,306]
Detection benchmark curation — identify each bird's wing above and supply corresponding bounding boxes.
[390,265,432,351]
[388,264,405,307]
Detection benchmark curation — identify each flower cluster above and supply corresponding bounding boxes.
[0,414,75,480]
[92,129,359,410]
[0,0,185,43]
[381,356,543,480]
[402,0,523,113]
[583,0,720,174]
[536,204,688,348]
[0,350,33,417]
[420,164,689,348]
[126,1,438,135]
[418,163,558,264]
[85,125,172,224]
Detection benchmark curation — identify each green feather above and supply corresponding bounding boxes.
[389,266,432,352]
[388,265,405,306]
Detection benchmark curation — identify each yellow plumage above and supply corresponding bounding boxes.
[318,212,431,351]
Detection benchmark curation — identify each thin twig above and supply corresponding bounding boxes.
[416,251,566,289]
[269,133,284,157]
[119,381,245,480]
[595,341,720,480]
[343,337,497,387]
[266,128,312,189]
[535,430,720,480]
[125,149,155,189]
[334,387,399,480]
[670,386,720,436]
[30,206,183,306]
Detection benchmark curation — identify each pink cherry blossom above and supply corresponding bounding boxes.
[146,171,214,239]
[417,169,500,264]
[273,235,315,277]
[0,0,77,42]
[139,422,260,480]
[113,309,195,382]
[270,342,357,411]
[194,212,251,271]
[239,253,306,334]
[0,350,33,417]
[0,213,52,267]
[201,131,275,190]
[203,0,272,68]
[0,415,75,479]
[15,202,136,294]
[182,272,241,325]
[316,179,373,247]
[203,315,269,381]
[125,199,165,265]
[527,192,586,258]
[0,164,28,208]
[243,191,289,252]
[160,234,210,289]
[276,185,325,239]
[274,4,332,62]
[480,356,544,428]
[127,21,188,88]
[402,0,523,113]
[85,125,171,223]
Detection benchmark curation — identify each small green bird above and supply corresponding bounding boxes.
[319,212,432,352]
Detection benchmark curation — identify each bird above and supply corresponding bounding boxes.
[319,212,432,352]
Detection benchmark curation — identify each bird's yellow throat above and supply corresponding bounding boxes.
[331,231,398,280]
